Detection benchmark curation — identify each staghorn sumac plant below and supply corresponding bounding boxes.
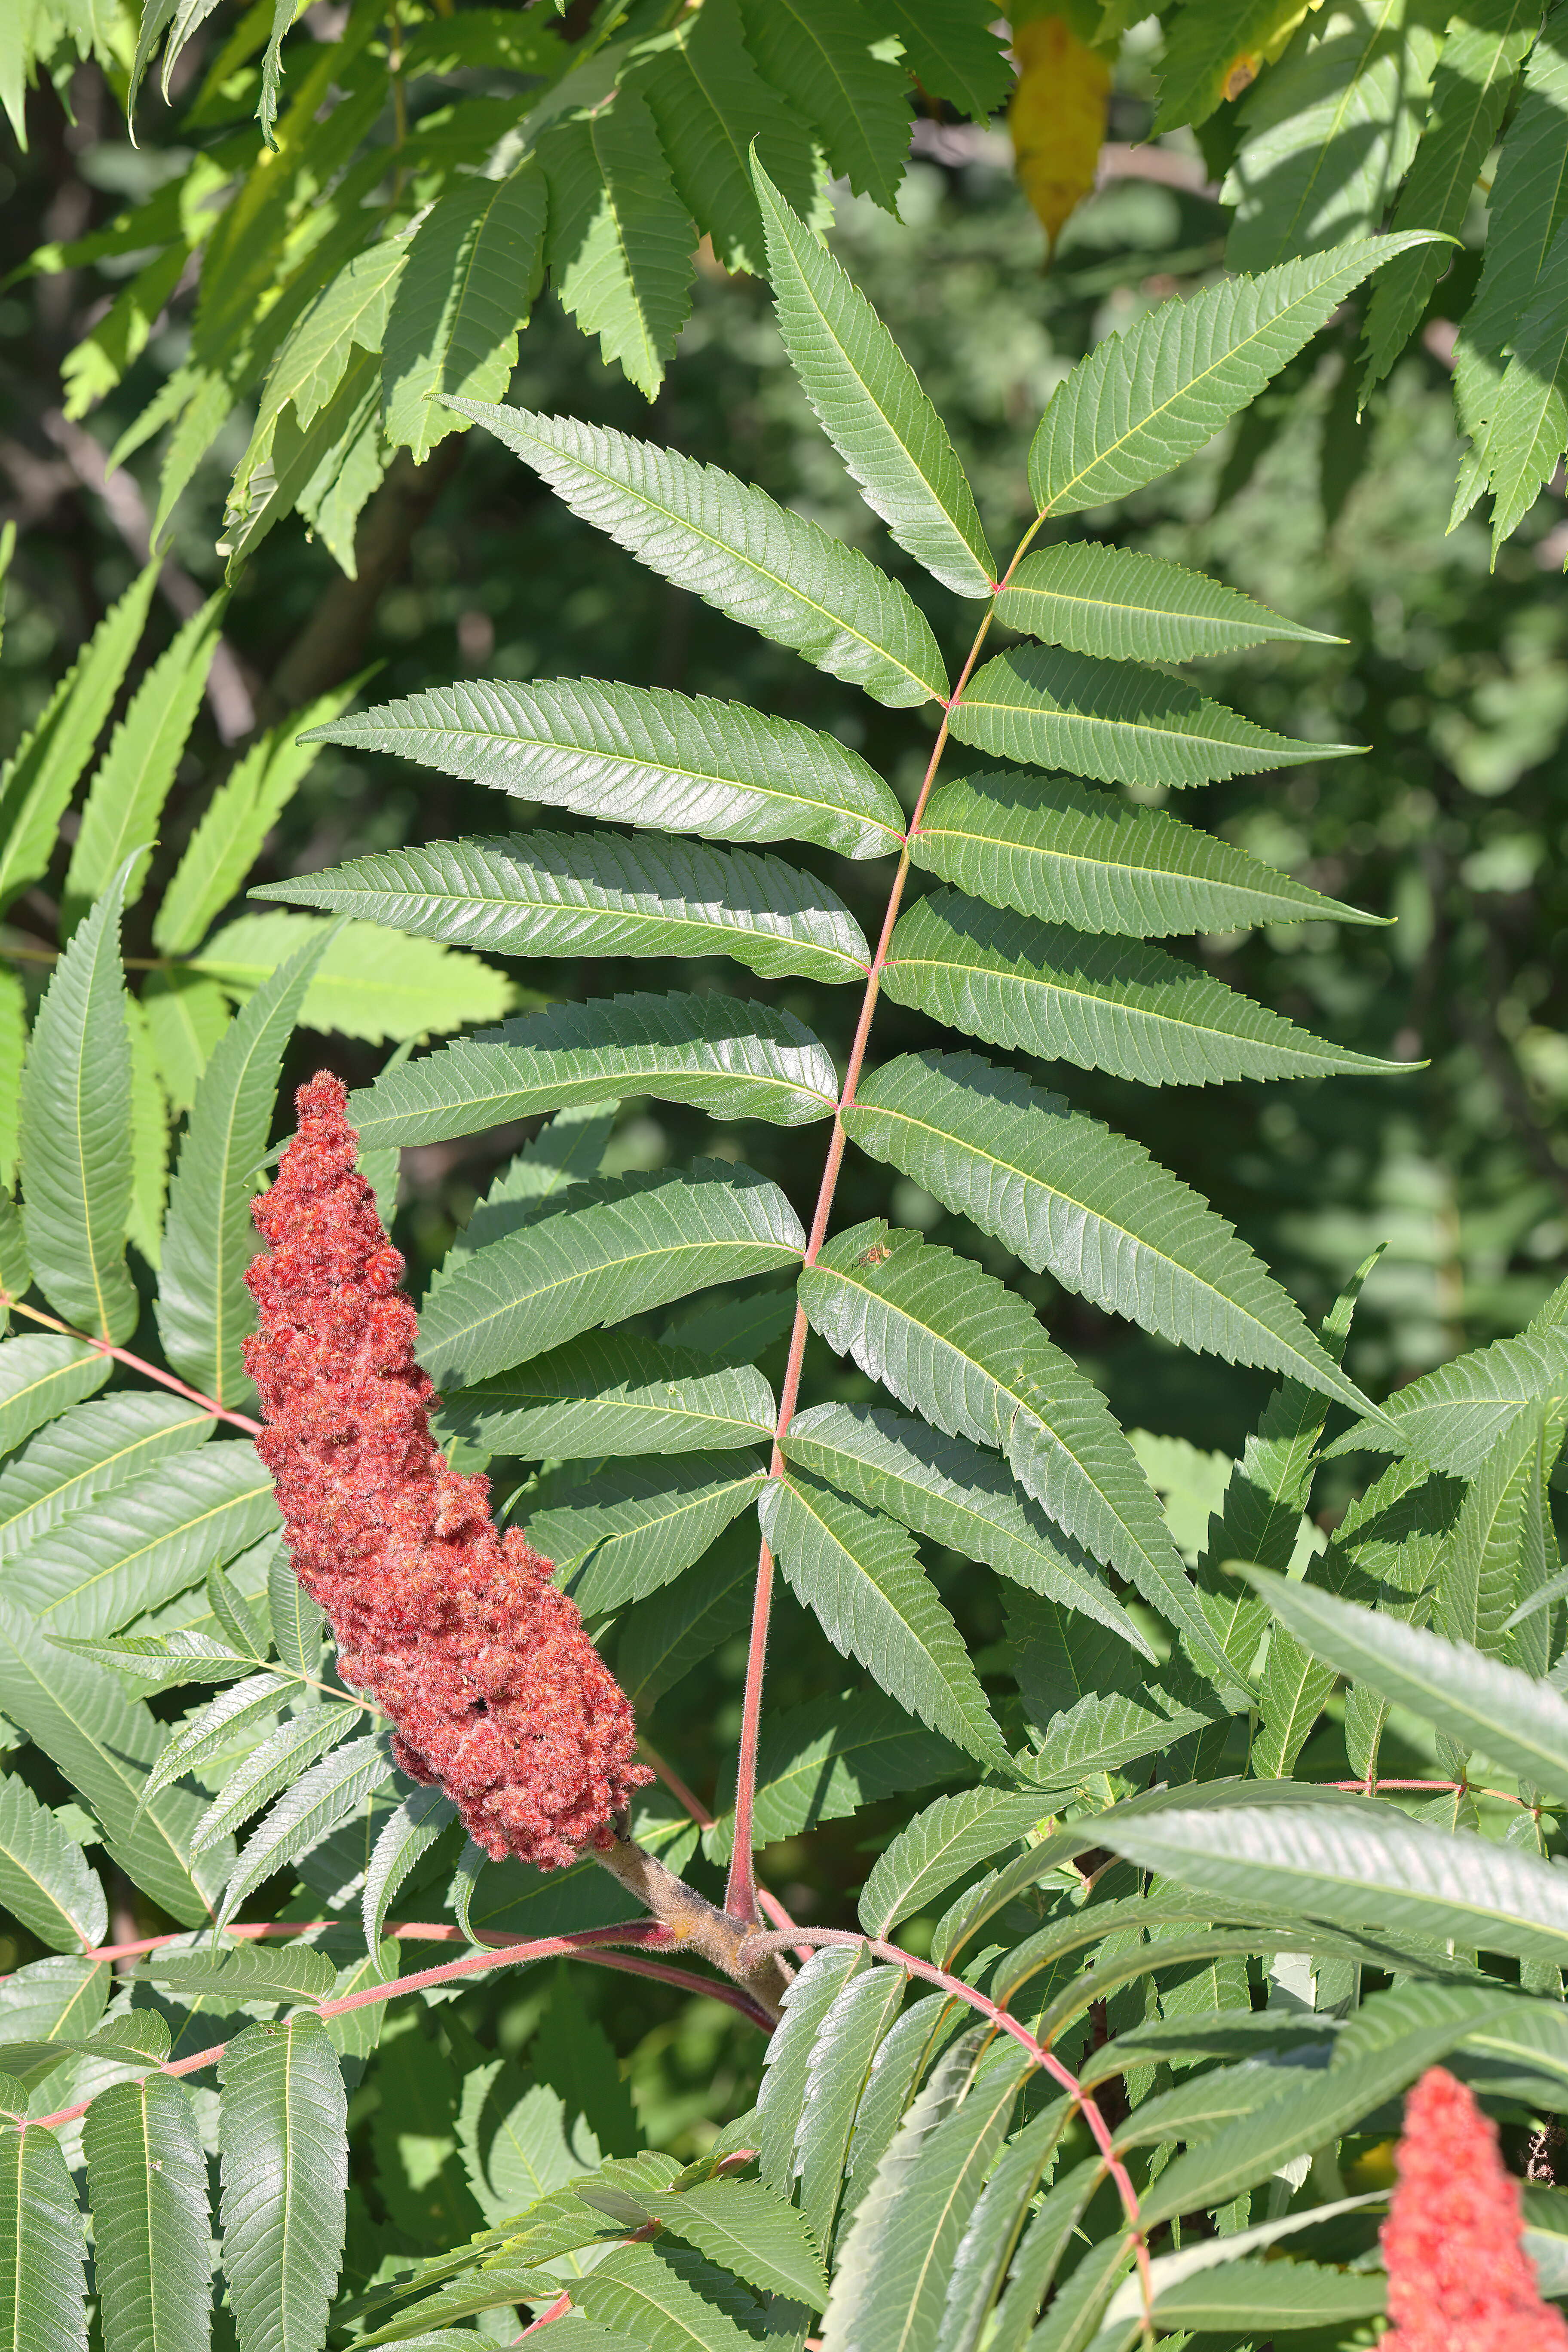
[2,162,1568,2352]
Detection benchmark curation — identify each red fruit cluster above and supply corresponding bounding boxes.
[244,1072,649,1868]
[1381,2065,1568,2349]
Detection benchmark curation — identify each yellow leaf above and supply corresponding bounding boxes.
[1009,14,1112,251]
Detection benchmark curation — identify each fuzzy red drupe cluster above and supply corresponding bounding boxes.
[245,1072,650,1868]
[1381,2065,1568,2349]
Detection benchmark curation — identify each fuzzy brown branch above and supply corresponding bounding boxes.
[594,1830,791,2020]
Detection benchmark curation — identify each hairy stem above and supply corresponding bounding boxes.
[724,566,1014,1920]
[595,1830,791,2018]
[31,1921,773,2133]
[0,1291,264,1433]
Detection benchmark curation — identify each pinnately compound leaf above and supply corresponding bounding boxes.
[83,2074,211,2352]
[752,159,995,598]
[218,2015,348,2352]
[881,891,1407,1088]
[306,677,903,860]
[910,772,1375,937]
[844,1052,1367,1406]
[257,833,872,986]
[457,404,948,707]
[348,993,838,1148]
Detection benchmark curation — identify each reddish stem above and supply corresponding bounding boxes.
[739,1923,1154,2332]
[0,1293,263,1436]
[1332,1778,1529,1807]
[723,602,1001,1922]
[30,1921,772,2132]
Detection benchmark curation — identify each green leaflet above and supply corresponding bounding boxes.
[1153,0,1317,129]
[348,993,837,1146]
[133,1942,338,2007]
[753,159,995,598]
[363,1785,457,1951]
[0,1776,105,1952]
[909,771,1374,936]
[540,87,695,399]
[1461,0,1568,353]
[306,676,903,859]
[215,1732,396,1930]
[799,1222,1228,1678]
[1026,232,1440,515]
[0,560,159,924]
[1248,1568,1568,1805]
[0,2121,87,2352]
[759,1470,1008,1764]
[641,2180,829,2311]
[458,404,947,707]
[1106,1801,1568,1970]
[796,1963,910,2259]
[157,934,332,1409]
[628,0,822,276]
[191,1706,364,1857]
[0,1337,111,1458]
[189,910,512,1046]
[612,1524,759,1712]
[83,2075,212,2352]
[18,856,139,1343]
[736,0,911,211]
[880,891,1403,1088]
[416,1163,805,1388]
[218,2016,348,2352]
[0,1391,211,1562]
[1360,0,1538,395]
[994,541,1337,661]
[1222,0,1443,273]
[59,597,225,935]
[141,971,232,1113]
[0,1592,228,1926]
[860,0,1012,116]
[257,831,873,986]
[5,1442,278,1638]
[1132,1984,1522,2225]
[860,1787,1059,1936]
[531,1452,768,1616]
[1433,1401,1566,1655]
[125,996,169,1272]
[844,1051,1367,1406]
[821,2052,1028,2352]
[1328,1324,1568,1473]
[574,2238,763,2352]
[443,1328,774,1458]
[704,1687,970,1863]
[1477,218,1568,552]
[819,2030,990,2352]
[781,1402,1144,1647]
[452,1101,618,1244]
[949,643,1351,789]
[383,164,548,462]
[152,682,356,956]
